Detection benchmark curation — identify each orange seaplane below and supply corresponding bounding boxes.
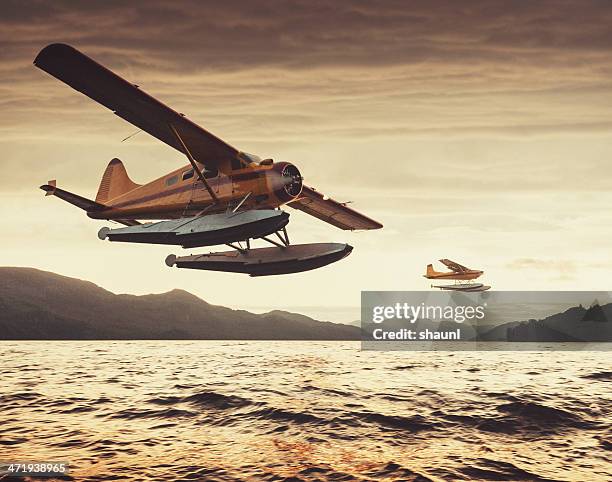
[34,44,382,276]
[425,259,490,292]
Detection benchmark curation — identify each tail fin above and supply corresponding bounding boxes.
[96,158,140,203]
[426,264,437,277]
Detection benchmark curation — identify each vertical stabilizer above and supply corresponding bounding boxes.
[426,264,436,277]
[96,158,140,203]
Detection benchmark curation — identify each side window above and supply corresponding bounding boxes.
[165,175,179,187]
[204,168,218,179]
[179,168,217,183]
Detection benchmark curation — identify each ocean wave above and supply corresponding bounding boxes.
[0,436,28,445]
[183,390,256,409]
[496,400,596,431]
[301,385,353,397]
[109,407,197,420]
[250,407,327,425]
[0,391,41,404]
[356,411,436,432]
[364,461,433,481]
[1,341,609,481]
[582,370,612,381]
[458,458,563,481]
[146,395,183,405]
[437,398,598,436]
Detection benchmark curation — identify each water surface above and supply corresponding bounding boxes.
[0,341,610,481]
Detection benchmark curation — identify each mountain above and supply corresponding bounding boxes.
[477,304,612,342]
[0,267,360,340]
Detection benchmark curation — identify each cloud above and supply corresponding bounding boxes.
[3,1,612,144]
[506,258,578,280]
[2,1,612,300]
[3,1,612,69]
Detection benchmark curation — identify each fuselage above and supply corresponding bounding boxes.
[424,270,483,281]
[87,161,302,221]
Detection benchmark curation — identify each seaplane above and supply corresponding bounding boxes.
[34,43,382,276]
[425,259,490,292]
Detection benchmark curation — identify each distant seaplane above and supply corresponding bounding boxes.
[425,259,490,292]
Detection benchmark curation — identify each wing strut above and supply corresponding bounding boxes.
[169,123,219,204]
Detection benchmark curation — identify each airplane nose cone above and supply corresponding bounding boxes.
[270,162,303,201]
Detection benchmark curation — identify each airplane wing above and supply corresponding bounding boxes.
[34,43,242,174]
[439,259,469,272]
[287,186,382,230]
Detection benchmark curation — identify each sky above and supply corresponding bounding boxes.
[1,0,612,322]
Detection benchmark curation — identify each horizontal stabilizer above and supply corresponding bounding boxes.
[40,182,140,227]
[41,182,105,212]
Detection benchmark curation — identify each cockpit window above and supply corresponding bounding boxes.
[166,175,179,186]
[182,168,217,181]
[231,158,242,171]
[238,152,261,164]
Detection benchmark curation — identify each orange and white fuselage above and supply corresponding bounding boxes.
[424,263,483,281]
[87,159,302,221]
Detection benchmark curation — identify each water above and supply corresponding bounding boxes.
[0,341,610,481]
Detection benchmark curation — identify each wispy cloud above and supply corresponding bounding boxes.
[3,1,612,150]
[506,258,579,281]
